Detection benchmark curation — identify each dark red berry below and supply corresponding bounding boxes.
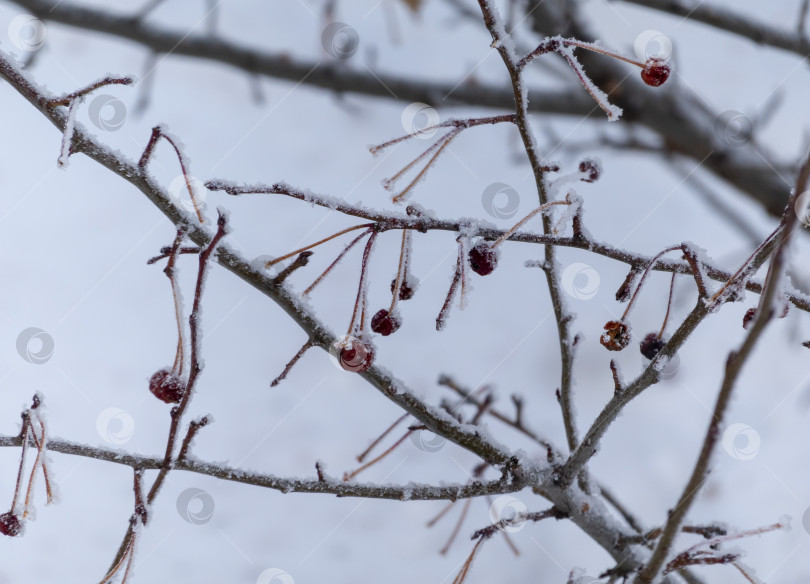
[338,338,375,373]
[469,243,498,276]
[743,307,757,329]
[370,309,401,336]
[391,278,415,301]
[641,58,671,87]
[600,320,630,351]
[0,512,22,537]
[149,369,187,404]
[578,158,601,183]
[640,333,666,359]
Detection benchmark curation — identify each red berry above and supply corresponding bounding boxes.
[338,338,375,373]
[578,158,601,183]
[742,307,757,329]
[149,369,187,404]
[641,58,671,87]
[600,320,630,351]
[390,278,415,301]
[0,512,21,537]
[640,333,666,359]
[469,243,498,276]
[370,309,401,336]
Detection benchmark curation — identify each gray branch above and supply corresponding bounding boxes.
[2,0,797,221]
[0,434,516,501]
[0,51,673,578]
[619,0,810,58]
[4,0,592,116]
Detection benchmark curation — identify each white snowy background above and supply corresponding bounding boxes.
[0,0,809,583]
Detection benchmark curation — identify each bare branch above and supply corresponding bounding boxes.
[0,434,523,501]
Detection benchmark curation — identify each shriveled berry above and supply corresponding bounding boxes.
[391,278,415,301]
[469,243,498,276]
[641,58,671,87]
[370,309,401,336]
[0,512,22,537]
[742,307,757,329]
[600,320,630,351]
[149,369,187,404]
[338,338,375,373]
[578,158,601,183]
[640,332,666,359]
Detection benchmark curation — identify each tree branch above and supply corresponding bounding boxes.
[4,0,797,221]
[6,0,593,116]
[633,161,806,584]
[620,0,810,58]
[0,434,519,501]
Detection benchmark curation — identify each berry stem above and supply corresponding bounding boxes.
[27,416,54,505]
[708,224,781,306]
[138,126,205,223]
[370,114,516,154]
[441,497,473,556]
[451,536,486,584]
[267,223,374,269]
[347,231,379,336]
[519,36,648,70]
[98,534,136,584]
[10,415,30,513]
[659,272,677,339]
[490,200,571,249]
[303,229,372,296]
[436,250,463,331]
[383,129,458,191]
[343,427,413,481]
[391,130,461,203]
[356,412,410,463]
[457,237,469,309]
[164,229,187,376]
[389,229,410,313]
[561,39,646,68]
[621,245,683,321]
[426,500,456,528]
[556,46,619,121]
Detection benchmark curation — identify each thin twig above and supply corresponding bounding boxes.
[47,75,134,107]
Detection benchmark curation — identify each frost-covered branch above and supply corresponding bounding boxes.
[620,0,810,58]
[2,0,798,220]
[557,220,785,488]
[0,50,688,579]
[634,163,807,584]
[207,180,810,314]
[5,0,592,116]
[476,1,587,491]
[0,433,521,501]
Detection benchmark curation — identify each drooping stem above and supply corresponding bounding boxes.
[303,229,372,296]
[490,200,571,248]
[389,229,410,313]
[138,126,205,223]
[347,231,379,336]
[164,229,187,376]
[357,413,410,463]
[268,223,373,269]
[659,272,677,339]
[343,428,413,481]
[621,245,683,321]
